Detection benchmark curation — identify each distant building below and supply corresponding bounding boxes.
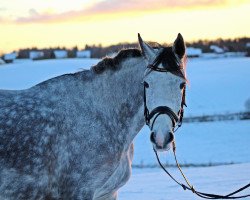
[53,50,68,59]
[210,45,224,54]
[3,52,17,63]
[76,50,91,58]
[186,47,202,58]
[0,58,5,65]
[246,43,250,57]
[29,51,44,60]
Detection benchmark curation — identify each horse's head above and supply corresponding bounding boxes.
[138,33,187,152]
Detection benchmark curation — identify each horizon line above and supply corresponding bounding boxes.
[1,35,250,55]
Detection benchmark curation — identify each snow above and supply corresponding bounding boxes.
[76,50,91,58]
[119,163,250,200]
[0,56,250,199]
[0,59,5,65]
[1,57,249,117]
[133,120,250,167]
[29,51,44,59]
[210,45,224,53]
[0,58,99,90]
[3,52,17,61]
[53,50,68,59]
[185,57,250,116]
[186,47,202,57]
[200,52,247,59]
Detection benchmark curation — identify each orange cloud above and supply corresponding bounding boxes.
[11,0,249,24]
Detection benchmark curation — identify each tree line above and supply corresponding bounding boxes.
[84,37,250,58]
[4,37,250,59]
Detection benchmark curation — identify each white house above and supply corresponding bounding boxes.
[29,51,44,60]
[0,58,5,65]
[3,52,17,63]
[186,47,202,57]
[76,50,91,58]
[54,50,68,59]
[210,45,224,54]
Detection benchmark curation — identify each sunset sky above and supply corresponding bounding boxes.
[0,0,250,53]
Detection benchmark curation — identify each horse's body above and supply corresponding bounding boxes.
[0,49,145,199]
[0,34,186,199]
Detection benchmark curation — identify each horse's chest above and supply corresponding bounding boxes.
[94,145,133,199]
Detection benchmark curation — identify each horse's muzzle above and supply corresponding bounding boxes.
[150,131,174,151]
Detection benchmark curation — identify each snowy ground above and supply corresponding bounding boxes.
[0,58,99,90]
[133,120,250,166]
[0,57,250,199]
[1,57,249,116]
[120,163,250,200]
[185,57,250,116]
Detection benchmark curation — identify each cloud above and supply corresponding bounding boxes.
[0,15,11,24]
[13,0,245,24]
[15,9,85,23]
[0,7,7,12]
[86,0,226,12]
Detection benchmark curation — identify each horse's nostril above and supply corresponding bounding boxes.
[150,132,156,143]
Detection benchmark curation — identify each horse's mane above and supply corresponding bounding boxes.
[35,47,187,89]
[91,48,142,74]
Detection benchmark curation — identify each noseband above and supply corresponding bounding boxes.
[143,49,250,199]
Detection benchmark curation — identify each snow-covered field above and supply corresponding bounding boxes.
[0,58,99,90]
[186,58,250,116]
[0,57,249,199]
[1,57,249,116]
[119,163,250,200]
[134,120,250,166]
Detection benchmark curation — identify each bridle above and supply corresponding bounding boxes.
[143,78,186,133]
[143,48,250,199]
[143,48,187,136]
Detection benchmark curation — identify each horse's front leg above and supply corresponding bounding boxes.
[94,192,117,200]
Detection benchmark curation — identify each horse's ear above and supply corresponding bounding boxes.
[138,33,155,61]
[173,33,186,58]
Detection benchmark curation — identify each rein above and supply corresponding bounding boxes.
[153,144,250,199]
[143,49,250,199]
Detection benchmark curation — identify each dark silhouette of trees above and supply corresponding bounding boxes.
[2,37,250,59]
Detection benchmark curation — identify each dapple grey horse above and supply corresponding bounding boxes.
[0,34,187,199]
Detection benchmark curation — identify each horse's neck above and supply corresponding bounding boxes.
[91,57,146,147]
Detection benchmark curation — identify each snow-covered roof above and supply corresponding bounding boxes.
[54,50,68,59]
[186,47,202,57]
[210,45,224,54]
[76,50,91,58]
[3,52,17,60]
[0,58,5,64]
[29,51,44,59]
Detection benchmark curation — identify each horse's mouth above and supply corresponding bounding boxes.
[153,143,171,152]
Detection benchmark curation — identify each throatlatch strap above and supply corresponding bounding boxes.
[143,81,150,125]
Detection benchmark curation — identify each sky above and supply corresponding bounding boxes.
[0,0,250,53]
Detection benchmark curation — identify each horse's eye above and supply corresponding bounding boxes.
[180,82,185,89]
